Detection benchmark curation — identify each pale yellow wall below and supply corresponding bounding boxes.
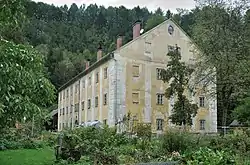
[101,64,109,122]
[125,61,145,122]
[116,19,211,133]
[58,61,110,131]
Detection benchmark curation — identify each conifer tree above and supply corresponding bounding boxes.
[162,45,198,126]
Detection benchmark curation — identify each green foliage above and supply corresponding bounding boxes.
[145,15,165,31]
[134,123,152,139]
[183,147,235,165]
[192,1,250,127]
[209,130,250,154]
[0,138,45,150]
[233,95,250,126]
[0,39,56,128]
[162,46,198,126]
[162,130,195,154]
[0,148,54,165]
[0,0,26,42]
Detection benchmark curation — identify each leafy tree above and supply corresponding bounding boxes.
[191,0,250,128]
[233,93,250,126]
[0,0,55,128]
[162,46,198,126]
[0,39,55,127]
[145,15,165,31]
[0,0,26,42]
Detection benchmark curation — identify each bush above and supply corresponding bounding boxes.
[162,129,195,153]
[209,129,250,154]
[42,131,57,147]
[182,147,235,165]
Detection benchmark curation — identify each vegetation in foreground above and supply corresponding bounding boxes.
[1,126,250,165]
[0,148,54,165]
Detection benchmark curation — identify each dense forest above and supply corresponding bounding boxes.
[1,0,250,128]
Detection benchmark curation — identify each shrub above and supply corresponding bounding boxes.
[182,147,235,165]
[162,129,195,153]
[209,130,250,154]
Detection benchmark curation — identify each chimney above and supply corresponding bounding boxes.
[97,44,102,60]
[133,20,141,39]
[85,59,90,70]
[116,35,123,49]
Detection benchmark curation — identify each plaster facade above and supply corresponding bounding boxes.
[57,19,217,133]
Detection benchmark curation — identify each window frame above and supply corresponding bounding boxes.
[95,96,98,107]
[132,92,140,104]
[88,99,91,109]
[104,67,108,79]
[96,72,99,83]
[103,93,107,105]
[156,68,163,80]
[132,65,140,77]
[145,41,152,54]
[156,119,164,131]
[156,93,164,105]
[82,101,84,111]
[199,119,205,130]
[199,96,205,107]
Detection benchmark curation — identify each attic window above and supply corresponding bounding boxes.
[145,42,152,54]
[168,25,174,35]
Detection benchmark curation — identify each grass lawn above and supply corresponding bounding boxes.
[0,148,55,165]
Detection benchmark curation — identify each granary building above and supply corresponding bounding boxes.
[57,19,217,133]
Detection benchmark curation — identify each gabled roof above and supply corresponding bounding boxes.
[114,18,196,53]
[58,18,195,92]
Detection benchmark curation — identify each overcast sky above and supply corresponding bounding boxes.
[33,0,196,13]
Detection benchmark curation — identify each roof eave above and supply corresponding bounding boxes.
[58,52,114,92]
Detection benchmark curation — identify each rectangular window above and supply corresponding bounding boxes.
[156,68,163,80]
[88,76,91,86]
[104,67,108,79]
[75,84,79,93]
[82,101,84,111]
[199,96,205,107]
[70,105,73,113]
[103,119,107,125]
[62,108,65,115]
[66,107,68,114]
[88,99,91,109]
[156,119,164,131]
[70,86,72,96]
[82,79,85,88]
[132,65,140,77]
[132,92,139,104]
[145,42,152,54]
[59,123,61,130]
[157,93,164,105]
[63,91,65,99]
[62,123,65,128]
[75,103,79,112]
[66,89,69,98]
[200,120,205,130]
[60,109,62,116]
[104,93,107,105]
[96,72,99,83]
[95,96,98,107]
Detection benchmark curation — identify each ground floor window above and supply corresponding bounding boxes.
[156,119,164,131]
[200,119,205,130]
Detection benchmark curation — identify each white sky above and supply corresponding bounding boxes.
[33,0,196,13]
